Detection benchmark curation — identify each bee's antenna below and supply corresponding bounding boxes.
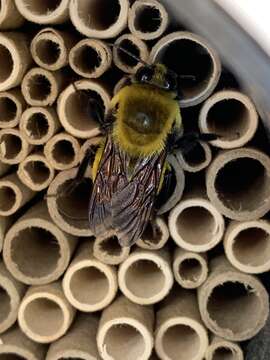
[107,42,150,67]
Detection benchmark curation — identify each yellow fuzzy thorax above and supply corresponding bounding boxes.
[111,84,181,157]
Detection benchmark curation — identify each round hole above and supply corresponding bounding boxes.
[24,161,50,184]
[212,347,235,360]
[0,186,16,212]
[26,112,49,140]
[0,45,13,83]
[52,140,75,165]
[22,0,62,15]
[141,223,162,246]
[0,286,11,323]
[134,6,161,33]
[183,142,206,166]
[179,258,202,282]
[73,45,101,74]
[0,134,22,159]
[0,97,17,123]
[35,39,61,65]
[28,75,51,101]
[117,39,140,67]
[100,236,122,256]
[0,355,27,360]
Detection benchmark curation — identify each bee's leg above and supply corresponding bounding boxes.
[169,132,218,154]
[154,169,173,211]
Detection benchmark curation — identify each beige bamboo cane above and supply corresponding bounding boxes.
[224,219,270,274]
[176,140,212,172]
[206,147,270,221]
[0,325,47,360]
[17,153,55,191]
[46,313,99,360]
[155,288,208,360]
[0,260,27,334]
[0,216,11,253]
[0,32,31,91]
[20,106,61,145]
[150,31,221,107]
[0,88,26,128]
[198,255,269,341]
[113,75,130,95]
[15,0,70,24]
[63,241,118,312]
[70,0,129,39]
[137,216,170,250]
[0,128,32,165]
[3,201,77,285]
[47,167,93,237]
[31,28,77,71]
[69,39,112,78]
[205,335,244,360]
[118,247,173,305]
[44,132,81,171]
[18,281,76,344]
[57,79,111,139]
[0,0,25,29]
[97,296,154,360]
[173,248,208,289]
[199,90,258,149]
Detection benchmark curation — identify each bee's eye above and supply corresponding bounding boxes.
[164,72,178,91]
[135,66,154,83]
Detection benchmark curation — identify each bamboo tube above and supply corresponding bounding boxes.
[155,288,208,360]
[31,28,77,71]
[47,167,93,237]
[20,106,61,145]
[97,296,154,360]
[157,154,185,215]
[0,32,31,91]
[150,31,221,107]
[0,173,35,216]
[3,202,77,285]
[0,0,25,29]
[199,90,258,149]
[224,219,270,274]
[18,281,76,344]
[69,39,112,79]
[44,132,81,171]
[0,325,47,359]
[63,241,118,312]
[176,141,212,172]
[14,0,70,24]
[173,248,208,289]
[70,0,129,39]
[93,234,130,266]
[118,247,173,305]
[0,161,10,177]
[22,67,66,106]
[0,128,31,165]
[113,34,149,74]
[206,148,270,221]
[17,153,55,191]
[198,255,269,341]
[0,88,26,128]
[128,0,169,40]
[137,216,169,250]
[113,75,130,95]
[46,313,99,360]
[205,336,244,360]
[57,79,111,139]
[0,260,26,334]
[0,216,11,253]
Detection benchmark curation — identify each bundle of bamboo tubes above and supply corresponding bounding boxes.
[0,1,269,359]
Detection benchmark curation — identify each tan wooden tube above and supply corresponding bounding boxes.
[137,216,169,250]
[3,202,77,285]
[93,234,130,265]
[0,260,27,334]
[57,79,111,139]
[128,0,169,40]
[173,248,208,289]
[70,0,129,39]
[0,0,25,29]
[31,28,77,71]
[118,247,173,305]
[113,34,149,74]
[22,67,66,106]
[70,39,112,78]
[44,132,81,170]
[198,255,269,341]
[0,216,11,254]
[20,106,61,145]
[63,241,118,312]
[47,167,93,237]
[0,325,47,359]
[97,296,154,360]
[0,32,31,91]
[176,141,212,172]
[46,313,99,360]
[155,288,209,360]
[224,219,270,274]
[0,128,31,165]
[113,75,130,95]
[150,31,221,107]
[18,281,76,344]
[205,336,244,360]
[0,173,35,216]
[14,0,69,24]
[17,153,55,191]
[0,88,26,128]
[206,147,270,221]
[199,90,258,149]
